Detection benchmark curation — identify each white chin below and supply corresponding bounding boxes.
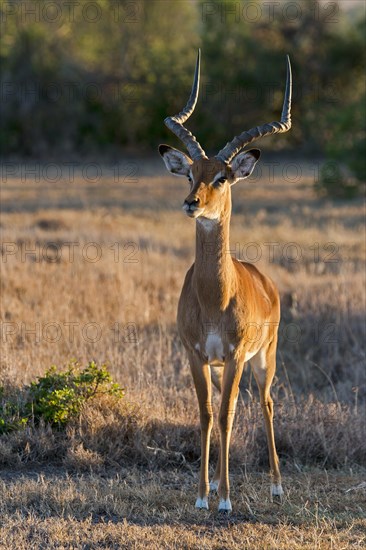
[185,209,204,218]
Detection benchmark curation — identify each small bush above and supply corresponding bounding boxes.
[28,361,124,427]
[0,362,124,433]
[315,161,362,199]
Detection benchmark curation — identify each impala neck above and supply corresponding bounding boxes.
[194,193,236,314]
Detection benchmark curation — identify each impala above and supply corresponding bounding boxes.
[159,51,292,512]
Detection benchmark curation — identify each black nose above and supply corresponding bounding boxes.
[185,197,200,208]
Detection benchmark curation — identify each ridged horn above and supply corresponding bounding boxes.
[216,55,292,164]
[164,49,207,160]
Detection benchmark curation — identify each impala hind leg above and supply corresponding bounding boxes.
[251,342,283,500]
[210,455,220,492]
[188,352,213,510]
[210,366,222,492]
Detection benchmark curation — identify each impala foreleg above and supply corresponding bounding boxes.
[217,358,244,512]
[188,352,213,510]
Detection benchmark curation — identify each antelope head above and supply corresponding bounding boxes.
[159,50,292,221]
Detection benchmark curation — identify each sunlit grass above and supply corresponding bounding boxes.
[0,160,365,547]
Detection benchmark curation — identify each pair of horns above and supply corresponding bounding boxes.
[164,50,292,164]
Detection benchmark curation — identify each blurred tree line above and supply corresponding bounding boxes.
[0,0,364,189]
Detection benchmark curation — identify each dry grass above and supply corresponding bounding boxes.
[0,469,365,549]
[0,158,365,547]
[0,392,365,472]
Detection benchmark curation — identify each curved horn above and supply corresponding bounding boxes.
[216,55,292,164]
[164,49,207,160]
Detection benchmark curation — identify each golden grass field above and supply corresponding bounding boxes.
[0,157,365,548]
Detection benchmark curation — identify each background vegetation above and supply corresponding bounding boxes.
[0,0,365,192]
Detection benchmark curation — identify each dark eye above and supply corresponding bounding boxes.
[216,177,227,185]
[187,176,192,183]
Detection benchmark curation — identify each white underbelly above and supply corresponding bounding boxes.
[195,338,259,365]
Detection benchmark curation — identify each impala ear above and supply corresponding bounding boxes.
[159,144,192,177]
[231,149,261,184]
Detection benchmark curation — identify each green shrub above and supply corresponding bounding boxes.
[316,161,361,199]
[0,362,124,433]
[316,89,365,198]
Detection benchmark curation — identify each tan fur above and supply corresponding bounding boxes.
[177,157,282,506]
